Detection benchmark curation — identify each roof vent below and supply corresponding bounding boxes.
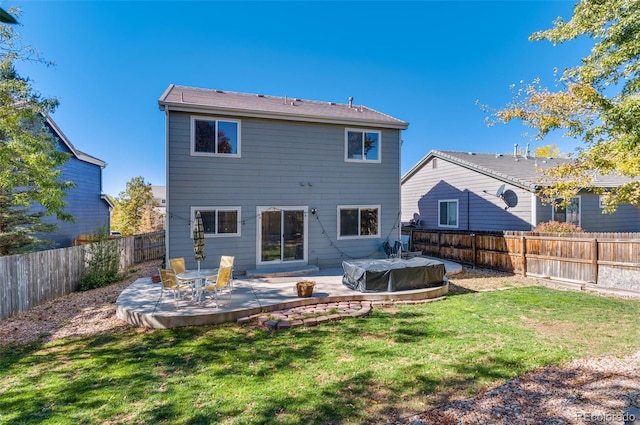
[467,152,475,155]
[329,102,336,105]
[215,90,223,93]
[257,94,264,97]
[348,96,353,108]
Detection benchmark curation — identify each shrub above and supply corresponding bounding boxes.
[80,228,124,291]
[533,221,584,233]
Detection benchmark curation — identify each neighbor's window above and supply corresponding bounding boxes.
[345,129,381,162]
[338,205,380,239]
[192,207,241,237]
[438,200,458,228]
[553,197,581,226]
[191,116,240,156]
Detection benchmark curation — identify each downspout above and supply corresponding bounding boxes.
[530,192,537,230]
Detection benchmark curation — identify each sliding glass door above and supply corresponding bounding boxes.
[258,207,307,265]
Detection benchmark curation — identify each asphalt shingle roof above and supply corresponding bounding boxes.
[158,85,408,129]
[403,150,631,191]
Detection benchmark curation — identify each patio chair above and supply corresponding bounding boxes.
[200,256,235,306]
[401,235,410,252]
[381,239,403,258]
[219,255,235,288]
[169,257,196,285]
[159,268,192,308]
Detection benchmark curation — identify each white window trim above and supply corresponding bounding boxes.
[344,128,382,163]
[337,205,381,240]
[438,199,459,228]
[551,195,581,227]
[190,115,241,157]
[191,206,241,238]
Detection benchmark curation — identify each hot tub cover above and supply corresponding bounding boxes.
[342,257,446,292]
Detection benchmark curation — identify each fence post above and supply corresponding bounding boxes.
[521,233,527,277]
[592,238,598,284]
[409,229,414,253]
[470,233,477,268]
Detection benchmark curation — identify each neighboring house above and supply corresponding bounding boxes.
[40,114,113,248]
[401,149,640,232]
[151,185,166,228]
[158,85,409,274]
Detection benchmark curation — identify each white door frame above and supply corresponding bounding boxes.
[256,206,308,267]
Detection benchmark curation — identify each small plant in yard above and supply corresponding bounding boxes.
[79,228,123,291]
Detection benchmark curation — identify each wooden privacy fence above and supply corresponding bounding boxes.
[404,228,640,293]
[134,231,165,263]
[0,231,165,321]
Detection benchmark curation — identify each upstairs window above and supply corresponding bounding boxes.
[191,116,240,157]
[345,129,381,162]
[338,205,380,239]
[438,200,458,228]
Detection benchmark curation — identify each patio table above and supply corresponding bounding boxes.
[177,269,218,303]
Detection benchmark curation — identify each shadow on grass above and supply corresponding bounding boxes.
[410,362,640,425]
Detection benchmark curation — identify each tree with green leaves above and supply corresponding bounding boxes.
[111,176,162,236]
[485,0,640,211]
[0,8,74,255]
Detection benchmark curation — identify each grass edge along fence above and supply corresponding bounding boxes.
[0,231,165,320]
[404,227,640,292]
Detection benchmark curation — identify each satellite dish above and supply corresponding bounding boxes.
[496,184,505,198]
[502,190,518,210]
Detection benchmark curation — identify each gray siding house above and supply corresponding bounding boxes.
[401,150,640,232]
[159,85,408,274]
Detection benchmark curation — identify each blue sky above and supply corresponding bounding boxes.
[12,0,586,197]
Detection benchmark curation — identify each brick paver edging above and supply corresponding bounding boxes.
[236,296,446,330]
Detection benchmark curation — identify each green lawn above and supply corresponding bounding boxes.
[2,286,640,424]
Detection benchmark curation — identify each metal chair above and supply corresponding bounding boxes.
[200,256,235,306]
[381,239,403,258]
[169,257,195,285]
[219,255,235,289]
[158,268,192,308]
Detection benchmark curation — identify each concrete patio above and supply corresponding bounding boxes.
[116,257,462,329]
